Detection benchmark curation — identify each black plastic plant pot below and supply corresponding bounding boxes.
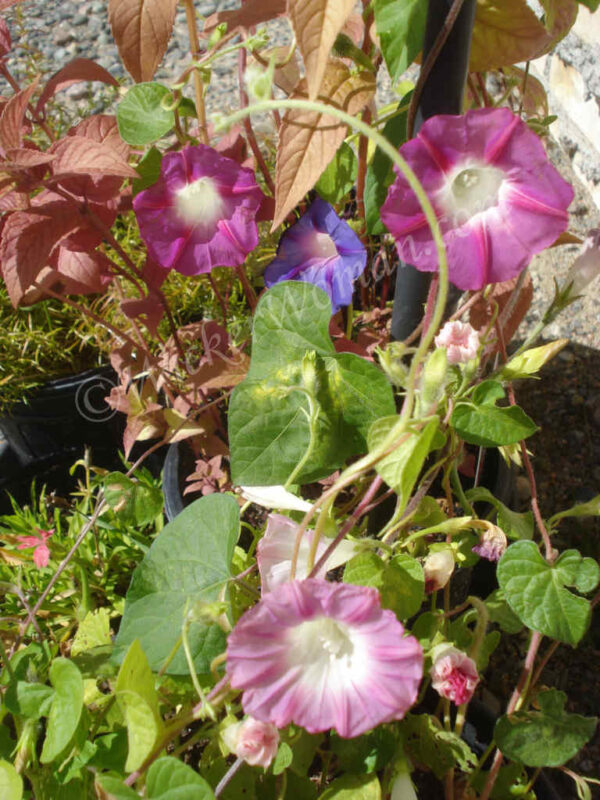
[0,365,123,469]
[391,0,476,342]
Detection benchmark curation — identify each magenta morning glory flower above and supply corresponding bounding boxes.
[381,108,574,290]
[226,578,423,738]
[264,197,367,313]
[133,144,263,276]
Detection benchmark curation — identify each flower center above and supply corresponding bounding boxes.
[445,165,504,221]
[287,616,355,670]
[308,232,338,261]
[175,176,224,226]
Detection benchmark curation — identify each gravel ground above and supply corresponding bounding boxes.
[1,1,600,795]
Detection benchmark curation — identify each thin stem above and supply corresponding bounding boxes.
[234,263,258,312]
[238,47,276,196]
[215,757,244,797]
[479,631,543,800]
[208,274,229,321]
[0,63,55,142]
[184,0,209,144]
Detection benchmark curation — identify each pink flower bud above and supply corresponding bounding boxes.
[430,645,479,705]
[472,523,507,562]
[566,229,600,296]
[222,717,279,768]
[424,549,455,594]
[434,321,480,365]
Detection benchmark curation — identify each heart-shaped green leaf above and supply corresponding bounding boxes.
[495,689,597,767]
[497,541,600,645]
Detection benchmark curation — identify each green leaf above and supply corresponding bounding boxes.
[549,494,600,526]
[367,418,441,513]
[364,99,410,234]
[466,486,533,540]
[133,146,163,196]
[0,726,15,760]
[497,541,600,645]
[72,608,112,656]
[472,380,506,406]
[318,773,381,800]
[495,689,597,767]
[104,472,163,527]
[89,730,129,773]
[40,659,84,764]
[498,339,567,381]
[114,494,239,674]
[485,589,523,634]
[117,83,175,146]
[400,715,477,780]
[229,283,395,485]
[329,728,397,775]
[373,0,427,82]
[272,742,293,775]
[115,639,164,773]
[316,142,357,203]
[4,673,54,719]
[578,0,599,8]
[0,760,22,800]
[450,402,538,447]
[95,774,140,800]
[146,756,215,799]
[344,553,424,621]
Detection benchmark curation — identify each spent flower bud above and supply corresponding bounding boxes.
[424,548,455,593]
[565,229,600,297]
[222,717,279,768]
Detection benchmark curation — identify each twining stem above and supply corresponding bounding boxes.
[479,630,543,800]
[238,47,276,196]
[184,0,209,144]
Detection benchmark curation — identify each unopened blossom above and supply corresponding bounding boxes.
[381,108,573,290]
[133,144,263,275]
[430,645,479,705]
[226,579,423,738]
[434,320,479,365]
[264,197,367,313]
[423,549,455,594]
[257,514,357,594]
[222,717,279,768]
[472,523,507,562]
[565,228,600,296]
[240,485,313,513]
[16,528,53,568]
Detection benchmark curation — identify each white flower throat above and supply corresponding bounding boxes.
[443,164,504,221]
[176,176,224,226]
[288,617,354,669]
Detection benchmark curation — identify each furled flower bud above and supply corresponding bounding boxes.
[565,229,600,296]
[472,522,507,562]
[424,548,455,594]
[430,645,479,705]
[222,717,280,768]
[434,320,480,365]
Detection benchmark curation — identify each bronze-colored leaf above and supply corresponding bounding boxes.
[0,17,11,57]
[0,202,88,306]
[35,58,119,115]
[51,135,138,178]
[273,61,375,229]
[470,0,577,73]
[203,0,286,33]
[504,66,548,118]
[288,0,356,100]
[4,148,55,167]
[108,0,177,83]
[0,78,39,151]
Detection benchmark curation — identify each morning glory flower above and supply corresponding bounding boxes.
[430,645,479,706]
[226,578,423,738]
[222,717,280,768]
[381,108,573,290]
[133,144,263,275]
[257,514,357,594]
[434,320,480,365]
[264,197,367,313]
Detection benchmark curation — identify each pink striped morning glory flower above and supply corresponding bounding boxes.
[430,645,479,706]
[133,144,263,276]
[381,108,574,291]
[226,579,423,738]
[264,198,367,313]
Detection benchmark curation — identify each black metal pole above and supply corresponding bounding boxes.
[390,0,476,342]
